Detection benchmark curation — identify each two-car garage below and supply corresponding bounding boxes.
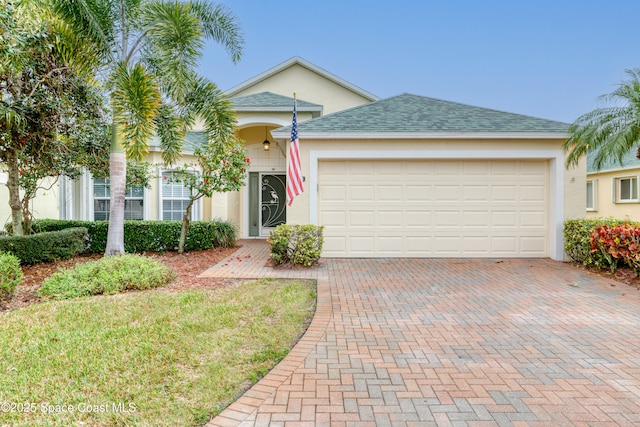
[318,158,550,258]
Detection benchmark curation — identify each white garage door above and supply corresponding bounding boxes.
[319,159,549,258]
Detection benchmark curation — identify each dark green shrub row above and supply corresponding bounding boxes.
[0,252,22,301]
[0,228,87,265]
[269,224,324,267]
[39,254,176,299]
[12,219,237,253]
[564,218,639,269]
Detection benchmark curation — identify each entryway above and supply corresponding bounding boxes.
[248,172,286,237]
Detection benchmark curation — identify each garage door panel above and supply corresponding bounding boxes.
[319,159,549,258]
[349,211,374,227]
[434,185,461,201]
[349,185,374,201]
[378,185,403,201]
[320,185,346,202]
[378,211,403,227]
[463,211,490,227]
[464,186,490,201]
[406,211,432,226]
[406,185,432,201]
[492,211,518,227]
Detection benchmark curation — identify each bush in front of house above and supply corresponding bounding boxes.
[564,218,640,272]
[38,254,176,299]
[0,227,87,265]
[0,252,22,302]
[269,224,324,267]
[590,223,640,274]
[13,219,237,254]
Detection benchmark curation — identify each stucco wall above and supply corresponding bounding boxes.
[0,176,60,229]
[231,63,372,115]
[587,168,640,221]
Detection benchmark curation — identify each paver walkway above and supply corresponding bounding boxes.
[204,240,640,426]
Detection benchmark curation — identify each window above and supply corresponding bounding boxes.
[93,178,144,220]
[161,171,196,220]
[617,176,638,202]
[586,180,597,211]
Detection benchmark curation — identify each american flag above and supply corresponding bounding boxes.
[286,98,304,205]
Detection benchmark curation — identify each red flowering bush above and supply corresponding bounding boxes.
[590,224,640,274]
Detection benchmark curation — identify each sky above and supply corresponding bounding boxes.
[197,0,640,124]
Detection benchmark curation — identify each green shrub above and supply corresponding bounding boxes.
[269,224,324,267]
[38,254,176,299]
[564,218,639,269]
[11,219,237,253]
[0,252,22,301]
[0,227,87,265]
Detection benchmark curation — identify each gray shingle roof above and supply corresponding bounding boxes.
[277,93,569,134]
[230,92,322,114]
[587,147,640,173]
[149,131,207,152]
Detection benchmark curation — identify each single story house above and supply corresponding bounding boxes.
[586,148,640,220]
[0,57,585,260]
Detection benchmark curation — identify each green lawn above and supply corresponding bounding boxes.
[0,279,316,426]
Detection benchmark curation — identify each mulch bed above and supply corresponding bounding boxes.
[1,246,239,313]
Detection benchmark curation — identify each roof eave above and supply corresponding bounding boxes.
[234,105,323,113]
[270,131,569,140]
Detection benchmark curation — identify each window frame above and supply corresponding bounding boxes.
[92,177,145,221]
[160,169,201,221]
[616,176,639,203]
[586,179,597,211]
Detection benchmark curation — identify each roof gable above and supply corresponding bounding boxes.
[226,56,378,102]
[273,93,569,135]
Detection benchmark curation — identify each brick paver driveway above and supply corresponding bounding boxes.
[207,242,640,426]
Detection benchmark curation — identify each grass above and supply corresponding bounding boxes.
[0,278,316,426]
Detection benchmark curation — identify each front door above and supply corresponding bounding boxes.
[249,173,286,237]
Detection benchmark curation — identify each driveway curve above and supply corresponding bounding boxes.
[205,241,640,426]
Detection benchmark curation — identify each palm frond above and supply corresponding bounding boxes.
[565,68,640,170]
[186,76,237,145]
[189,1,243,63]
[111,62,161,161]
[137,1,204,103]
[155,103,186,165]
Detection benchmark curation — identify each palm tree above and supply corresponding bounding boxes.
[564,69,640,170]
[52,0,243,255]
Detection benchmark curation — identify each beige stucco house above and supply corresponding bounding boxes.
[586,148,640,221]
[1,57,584,260]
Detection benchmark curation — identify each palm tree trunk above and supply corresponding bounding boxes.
[105,123,126,255]
[6,148,23,236]
[178,199,194,254]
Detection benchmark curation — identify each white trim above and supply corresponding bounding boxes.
[237,116,289,129]
[586,179,598,212]
[615,175,640,203]
[272,131,569,140]
[225,56,379,101]
[309,149,565,261]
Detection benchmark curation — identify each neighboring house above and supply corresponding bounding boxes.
[0,56,585,260]
[586,148,640,220]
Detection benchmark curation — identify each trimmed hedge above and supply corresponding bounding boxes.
[564,218,639,269]
[0,252,22,301]
[14,219,236,254]
[0,228,87,265]
[269,224,324,267]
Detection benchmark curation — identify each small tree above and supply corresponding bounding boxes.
[170,139,249,253]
